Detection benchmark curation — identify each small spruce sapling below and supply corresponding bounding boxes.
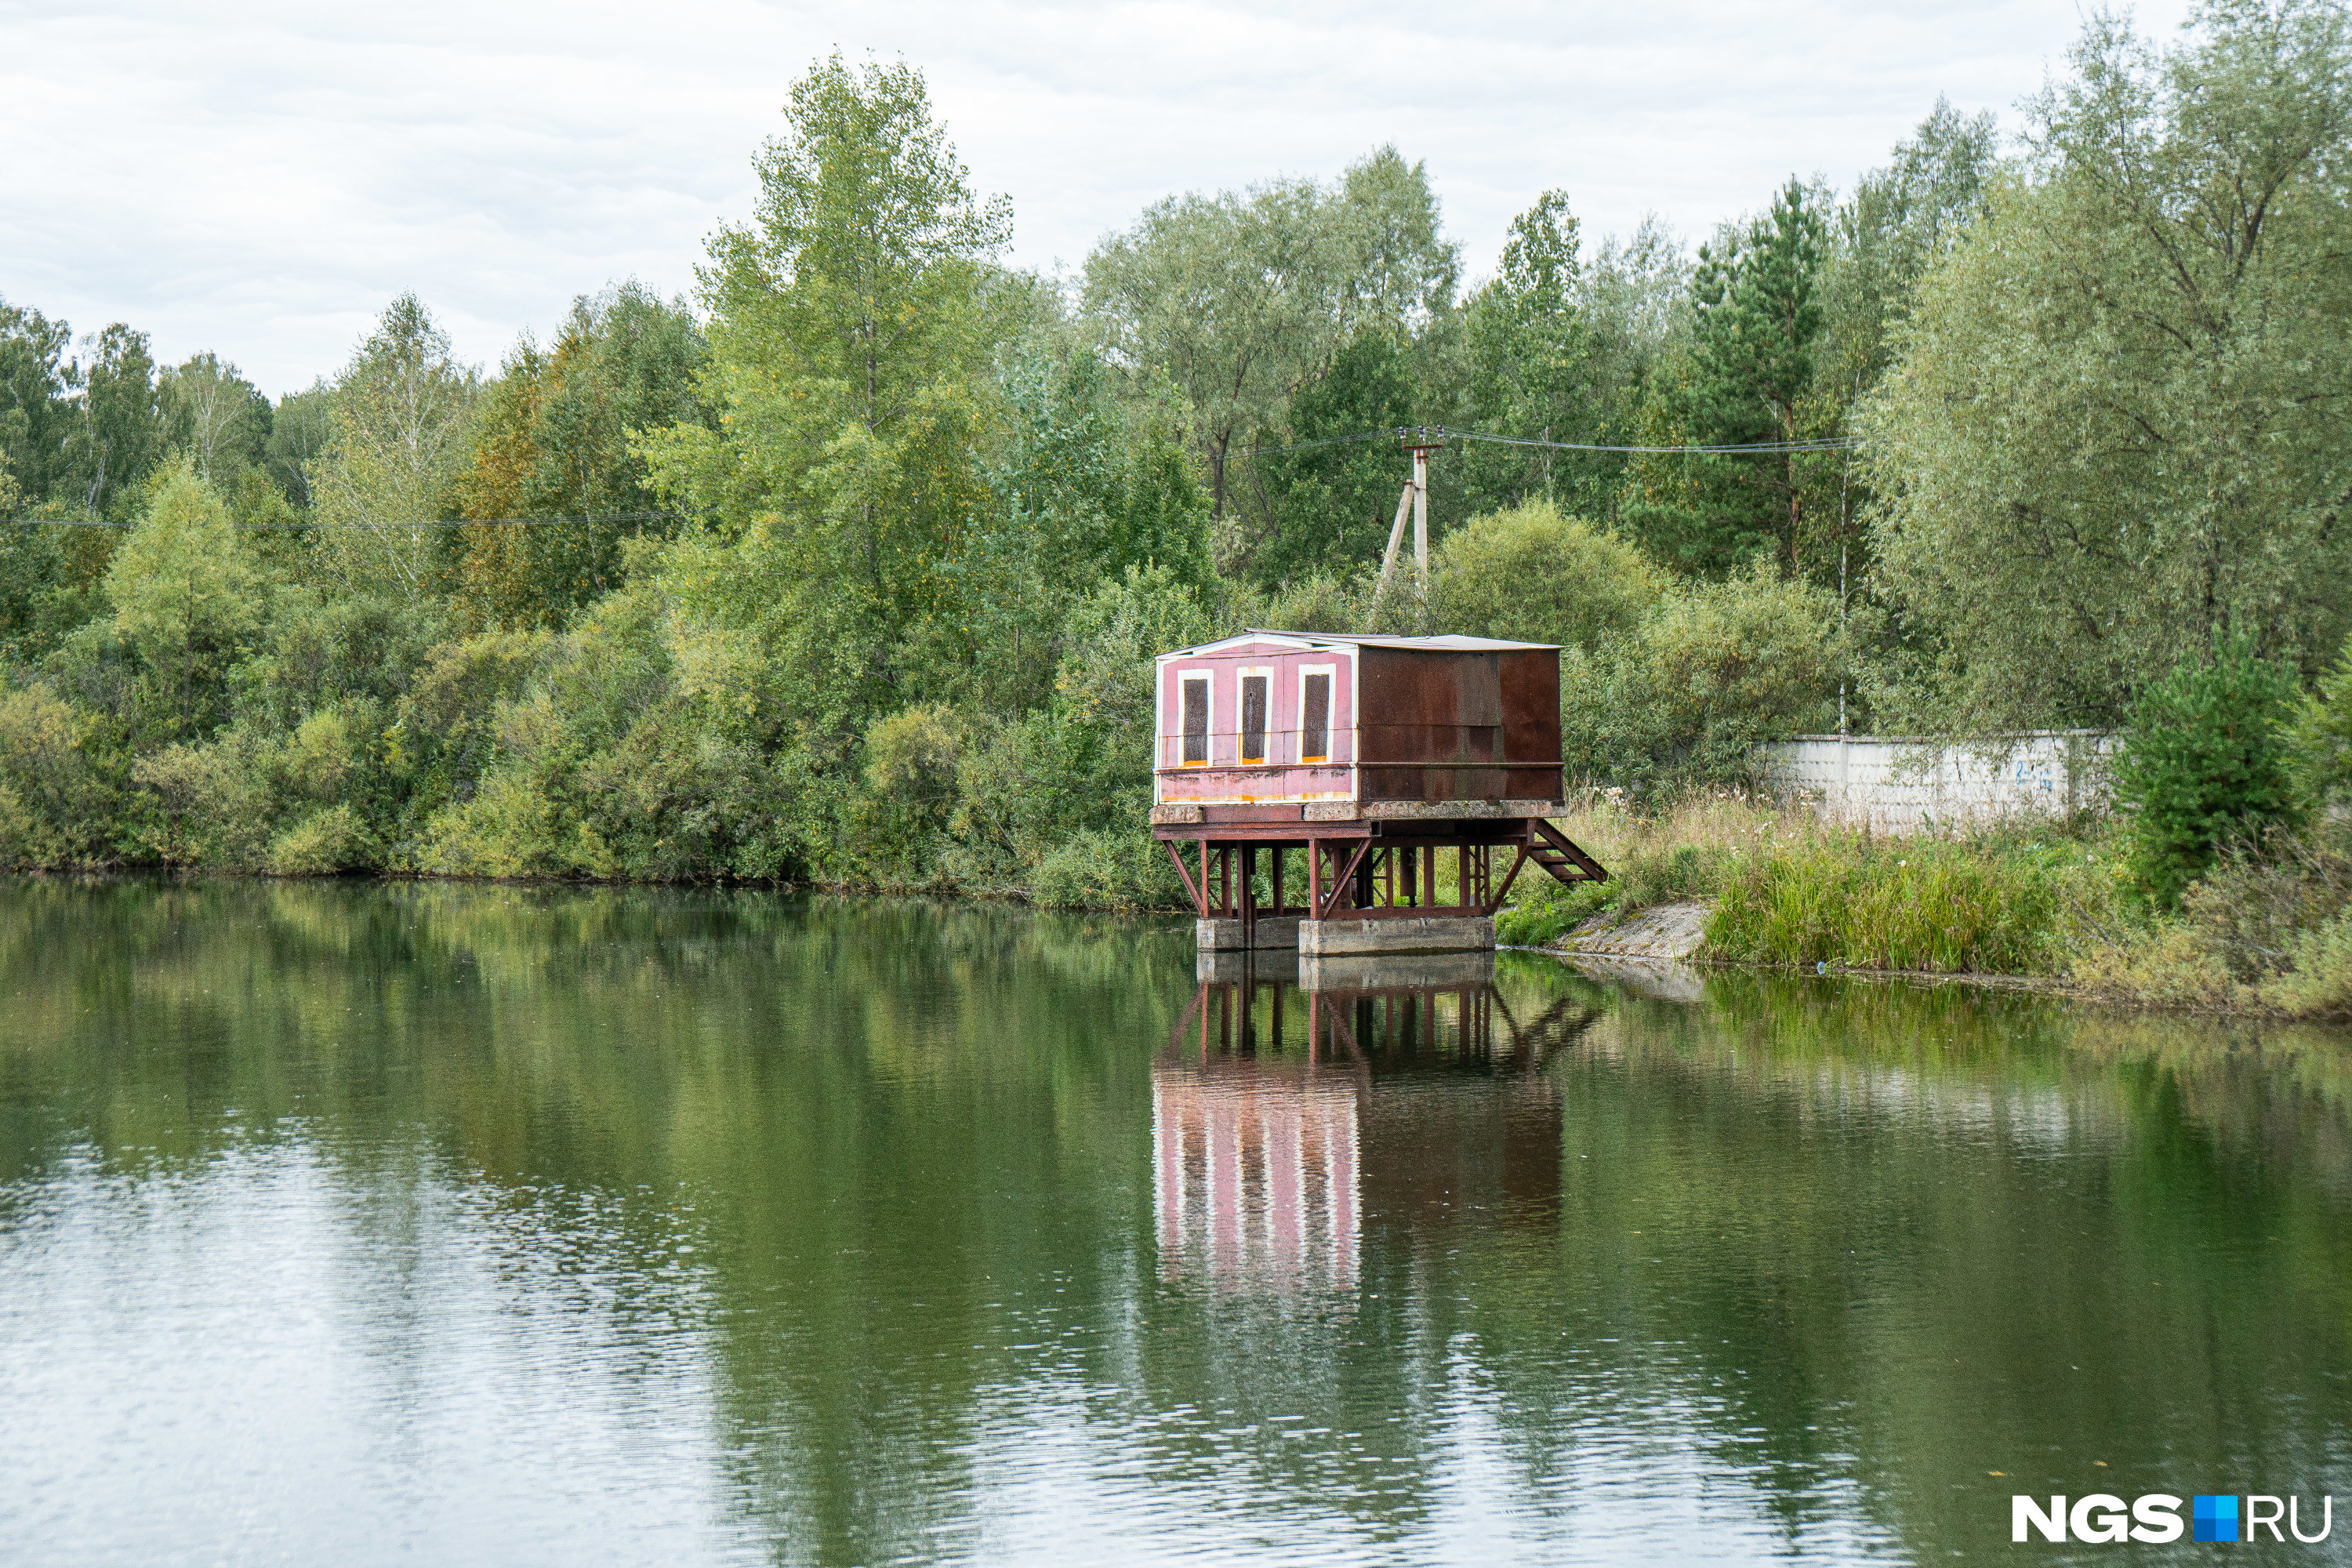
[2114,637,2300,909]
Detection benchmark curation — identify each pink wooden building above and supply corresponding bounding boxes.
[1149,630,1606,952]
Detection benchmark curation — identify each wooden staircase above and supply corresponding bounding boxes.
[1529,818,1607,887]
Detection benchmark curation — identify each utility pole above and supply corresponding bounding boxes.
[1369,427,1444,630]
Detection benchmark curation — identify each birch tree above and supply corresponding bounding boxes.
[307,294,479,596]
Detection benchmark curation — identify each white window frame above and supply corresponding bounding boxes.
[1236,666,1273,765]
[1297,663,1337,765]
[1176,670,1213,767]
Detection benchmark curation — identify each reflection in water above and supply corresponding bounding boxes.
[1156,954,1599,1295]
[2,880,2350,1565]
[1153,1056,1359,1294]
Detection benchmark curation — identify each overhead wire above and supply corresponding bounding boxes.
[0,510,678,531]
[1236,426,1861,459]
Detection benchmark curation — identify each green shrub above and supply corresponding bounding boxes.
[2078,820,2352,1015]
[2287,630,2352,811]
[268,804,373,875]
[0,685,114,868]
[2114,638,2301,909]
[1028,825,1186,910]
[2264,907,2352,1018]
[1495,878,1610,946]
[1562,561,1849,797]
[1431,499,1664,652]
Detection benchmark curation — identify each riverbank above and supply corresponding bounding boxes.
[1500,795,2352,1021]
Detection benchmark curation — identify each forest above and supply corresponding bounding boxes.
[2,1,2350,934]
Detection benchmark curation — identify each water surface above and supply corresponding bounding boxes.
[2,880,2347,1563]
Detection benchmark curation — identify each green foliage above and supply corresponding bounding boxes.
[1083,144,1457,529]
[1453,192,1602,517]
[2267,906,2352,1018]
[452,283,709,628]
[2286,630,2352,808]
[0,296,77,507]
[2076,818,2352,1016]
[1259,570,1369,635]
[307,293,481,597]
[1865,0,2352,729]
[1494,877,1610,946]
[1708,835,2092,974]
[1562,561,1848,797]
[263,383,335,509]
[0,685,113,868]
[855,703,965,881]
[160,352,273,489]
[644,52,1009,751]
[1246,331,1417,587]
[104,462,263,738]
[2113,639,2301,909]
[954,347,1211,710]
[1431,499,1662,652]
[62,324,173,521]
[1623,180,1835,579]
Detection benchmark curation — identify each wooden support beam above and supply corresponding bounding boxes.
[1166,841,1207,916]
[1317,838,1373,920]
[1241,844,1256,942]
[1484,844,1532,914]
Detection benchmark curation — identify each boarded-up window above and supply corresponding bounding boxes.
[1181,677,1209,764]
[1240,673,1269,764]
[1301,672,1330,762]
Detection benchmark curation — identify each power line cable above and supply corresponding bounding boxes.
[0,510,678,531]
[1235,426,1861,459]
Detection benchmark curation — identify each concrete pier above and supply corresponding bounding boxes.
[1195,916,1301,951]
[1298,915,1494,956]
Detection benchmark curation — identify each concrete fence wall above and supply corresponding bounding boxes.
[1755,731,2118,833]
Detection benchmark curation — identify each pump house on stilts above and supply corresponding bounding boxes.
[1149,630,1608,955]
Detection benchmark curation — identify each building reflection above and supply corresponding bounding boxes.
[1152,952,1599,1294]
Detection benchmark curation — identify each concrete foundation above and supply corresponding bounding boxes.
[1297,915,1495,956]
[1195,916,1301,951]
[1196,949,1300,984]
[1298,949,1495,992]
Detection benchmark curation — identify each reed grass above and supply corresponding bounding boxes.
[1500,791,2130,975]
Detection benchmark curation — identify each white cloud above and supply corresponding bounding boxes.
[0,0,2196,394]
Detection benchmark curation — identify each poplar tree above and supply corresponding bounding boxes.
[307,294,480,597]
[643,52,1011,735]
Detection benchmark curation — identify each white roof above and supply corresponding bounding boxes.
[1251,629,1563,652]
[1152,629,1560,659]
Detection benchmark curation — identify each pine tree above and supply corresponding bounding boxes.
[1687,178,1827,568]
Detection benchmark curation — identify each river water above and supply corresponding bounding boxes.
[1,880,2346,1564]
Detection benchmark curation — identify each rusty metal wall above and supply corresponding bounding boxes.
[1355,647,1563,803]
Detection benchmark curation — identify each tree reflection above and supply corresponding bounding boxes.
[2,883,2350,1563]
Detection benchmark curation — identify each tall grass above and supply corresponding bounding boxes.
[1707,837,2110,974]
[1499,791,2131,975]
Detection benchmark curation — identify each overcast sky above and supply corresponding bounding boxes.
[0,0,2197,396]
